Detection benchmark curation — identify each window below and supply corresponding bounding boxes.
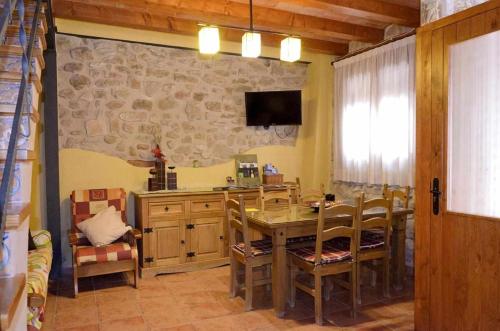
[333,36,416,186]
[447,30,500,218]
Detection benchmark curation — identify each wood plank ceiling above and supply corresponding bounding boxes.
[52,0,420,55]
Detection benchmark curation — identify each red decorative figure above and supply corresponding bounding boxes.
[152,144,166,161]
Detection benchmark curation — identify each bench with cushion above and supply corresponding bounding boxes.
[27,230,52,331]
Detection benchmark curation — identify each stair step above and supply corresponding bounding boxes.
[10,14,48,36]
[12,11,48,32]
[0,54,44,86]
[0,45,44,69]
[0,149,35,161]
[5,202,31,230]
[0,71,42,94]
[0,273,26,330]
[0,113,36,151]
[0,81,39,115]
[6,25,47,50]
[0,161,33,204]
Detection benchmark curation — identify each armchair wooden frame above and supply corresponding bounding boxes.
[226,194,272,311]
[356,192,394,303]
[288,198,360,325]
[69,189,141,297]
[259,185,292,211]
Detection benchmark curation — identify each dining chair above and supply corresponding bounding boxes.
[383,184,410,208]
[355,192,394,303]
[225,194,273,311]
[297,183,326,204]
[287,198,359,325]
[259,185,292,212]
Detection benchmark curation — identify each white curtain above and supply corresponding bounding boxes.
[333,36,416,187]
[447,30,500,218]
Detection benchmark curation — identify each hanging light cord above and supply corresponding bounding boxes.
[249,0,253,31]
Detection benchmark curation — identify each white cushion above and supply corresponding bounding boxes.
[76,206,131,247]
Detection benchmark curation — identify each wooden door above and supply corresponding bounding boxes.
[415,3,500,330]
[189,216,224,262]
[151,219,186,266]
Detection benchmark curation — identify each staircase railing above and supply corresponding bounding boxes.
[0,0,42,250]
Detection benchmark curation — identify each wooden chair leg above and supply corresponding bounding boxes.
[324,276,333,301]
[244,264,253,311]
[314,274,323,325]
[370,260,378,287]
[265,264,272,292]
[72,250,78,298]
[351,268,358,318]
[356,261,362,305]
[288,264,297,308]
[73,266,78,298]
[134,258,139,289]
[229,253,238,298]
[382,257,391,298]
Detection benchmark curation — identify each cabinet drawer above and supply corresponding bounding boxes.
[190,199,225,213]
[149,201,185,218]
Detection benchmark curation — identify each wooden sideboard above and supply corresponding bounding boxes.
[133,187,294,277]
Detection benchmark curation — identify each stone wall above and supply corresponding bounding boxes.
[56,34,307,167]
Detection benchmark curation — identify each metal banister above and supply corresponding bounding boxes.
[0,0,42,250]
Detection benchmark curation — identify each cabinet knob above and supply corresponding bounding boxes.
[164,206,169,211]
[181,240,185,244]
[205,203,209,208]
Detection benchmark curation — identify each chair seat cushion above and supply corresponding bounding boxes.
[360,230,385,250]
[287,244,352,265]
[329,230,385,251]
[233,239,273,257]
[76,242,136,266]
[286,235,316,245]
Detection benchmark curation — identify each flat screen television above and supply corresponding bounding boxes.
[245,90,302,127]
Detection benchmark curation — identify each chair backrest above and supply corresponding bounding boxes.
[225,194,252,257]
[298,183,326,204]
[383,184,410,209]
[314,198,360,265]
[70,188,127,235]
[357,192,394,251]
[259,186,292,212]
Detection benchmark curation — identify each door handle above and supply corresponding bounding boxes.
[430,178,441,215]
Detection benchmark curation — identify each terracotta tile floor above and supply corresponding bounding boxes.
[42,266,414,331]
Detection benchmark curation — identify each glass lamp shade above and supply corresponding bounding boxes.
[280,37,301,62]
[198,26,220,54]
[242,32,261,58]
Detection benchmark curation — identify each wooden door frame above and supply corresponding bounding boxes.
[415,1,500,330]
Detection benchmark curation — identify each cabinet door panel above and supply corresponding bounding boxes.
[189,217,224,262]
[151,220,186,266]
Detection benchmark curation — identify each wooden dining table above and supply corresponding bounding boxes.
[245,204,414,317]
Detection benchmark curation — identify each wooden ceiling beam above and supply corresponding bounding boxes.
[54,0,384,43]
[230,0,421,27]
[52,1,349,55]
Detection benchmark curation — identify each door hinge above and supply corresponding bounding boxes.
[186,224,195,229]
[145,257,154,263]
[144,227,153,233]
[187,252,196,257]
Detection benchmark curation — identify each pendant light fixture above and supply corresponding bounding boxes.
[280,36,301,62]
[198,25,220,55]
[242,0,261,58]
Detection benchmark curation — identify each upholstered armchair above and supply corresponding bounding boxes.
[69,188,141,297]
